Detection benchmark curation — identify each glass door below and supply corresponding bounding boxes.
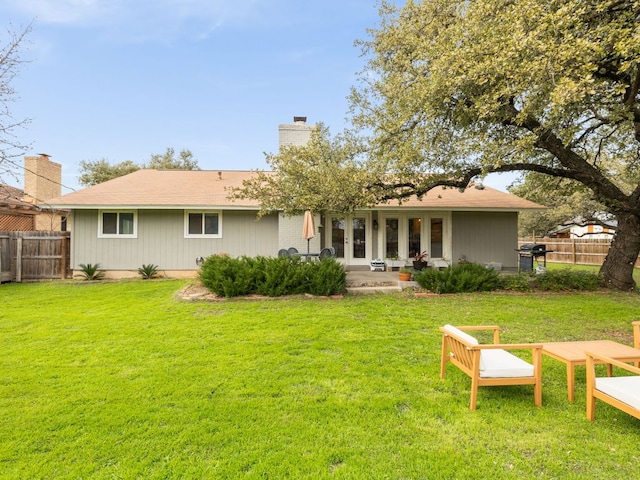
[329,214,371,266]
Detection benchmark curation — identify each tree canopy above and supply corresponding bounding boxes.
[78,147,199,186]
[237,0,640,290]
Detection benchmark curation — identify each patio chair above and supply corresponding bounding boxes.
[288,247,299,255]
[439,324,543,410]
[278,249,289,257]
[586,351,640,421]
[319,247,333,259]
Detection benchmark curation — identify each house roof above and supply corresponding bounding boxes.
[44,169,546,211]
[0,184,39,214]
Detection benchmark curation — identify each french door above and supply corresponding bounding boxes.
[380,213,450,261]
[328,214,371,266]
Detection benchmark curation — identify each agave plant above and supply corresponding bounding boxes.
[78,263,105,281]
[138,263,159,279]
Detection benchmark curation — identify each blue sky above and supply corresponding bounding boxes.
[1,0,515,194]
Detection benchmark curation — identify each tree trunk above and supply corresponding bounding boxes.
[600,212,640,291]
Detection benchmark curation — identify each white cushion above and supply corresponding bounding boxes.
[443,325,479,346]
[596,376,640,411]
[479,349,534,378]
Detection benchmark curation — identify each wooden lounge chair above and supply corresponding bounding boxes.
[439,325,543,410]
[586,351,640,421]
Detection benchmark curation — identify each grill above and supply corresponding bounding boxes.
[516,243,553,272]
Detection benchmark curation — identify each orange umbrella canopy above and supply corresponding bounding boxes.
[302,211,315,240]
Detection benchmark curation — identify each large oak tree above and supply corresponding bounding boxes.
[349,0,640,290]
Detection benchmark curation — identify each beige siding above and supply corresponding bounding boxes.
[452,212,518,269]
[71,209,279,271]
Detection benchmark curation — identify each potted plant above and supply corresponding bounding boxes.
[412,251,429,271]
[398,268,413,281]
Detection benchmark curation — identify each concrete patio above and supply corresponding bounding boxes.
[345,269,419,294]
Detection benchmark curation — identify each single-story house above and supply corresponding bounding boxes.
[44,118,544,277]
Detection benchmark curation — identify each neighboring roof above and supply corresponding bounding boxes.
[44,169,546,211]
[0,184,39,214]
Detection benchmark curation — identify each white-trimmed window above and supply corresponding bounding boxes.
[185,211,222,238]
[98,210,137,238]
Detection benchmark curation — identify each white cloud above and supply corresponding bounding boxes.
[4,0,269,41]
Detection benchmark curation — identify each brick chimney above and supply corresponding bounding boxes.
[278,116,314,148]
[24,154,62,204]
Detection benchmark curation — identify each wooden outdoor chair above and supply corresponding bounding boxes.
[586,351,640,421]
[439,325,543,411]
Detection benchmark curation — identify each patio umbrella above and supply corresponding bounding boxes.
[302,210,315,254]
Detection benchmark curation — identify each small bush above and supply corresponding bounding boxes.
[198,254,346,297]
[413,262,501,294]
[78,263,105,281]
[307,258,347,296]
[256,256,306,297]
[138,264,159,279]
[533,269,602,291]
[199,254,257,297]
[499,272,534,292]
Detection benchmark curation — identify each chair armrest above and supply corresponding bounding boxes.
[456,325,501,343]
[471,343,543,351]
[586,351,640,376]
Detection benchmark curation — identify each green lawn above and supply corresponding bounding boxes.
[544,261,640,285]
[1,280,639,479]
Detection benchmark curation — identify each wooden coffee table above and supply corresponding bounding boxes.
[542,340,640,402]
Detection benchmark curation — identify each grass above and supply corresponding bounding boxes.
[542,261,640,285]
[1,279,640,479]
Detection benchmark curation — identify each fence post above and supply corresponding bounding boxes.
[571,239,577,264]
[60,235,67,279]
[16,237,22,283]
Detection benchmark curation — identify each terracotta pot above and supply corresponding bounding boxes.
[399,272,412,281]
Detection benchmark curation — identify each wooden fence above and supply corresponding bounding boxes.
[518,237,640,267]
[0,231,71,283]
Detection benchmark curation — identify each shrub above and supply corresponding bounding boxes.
[413,262,501,294]
[256,256,306,297]
[138,264,159,279]
[199,254,258,297]
[499,272,534,292]
[306,258,347,296]
[533,268,602,291]
[78,263,105,281]
[198,255,346,298]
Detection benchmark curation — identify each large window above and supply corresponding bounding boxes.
[98,210,137,238]
[185,211,222,238]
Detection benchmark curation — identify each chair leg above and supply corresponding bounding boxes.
[440,336,448,379]
[469,377,479,411]
[586,394,596,421]
[534,380,542,407]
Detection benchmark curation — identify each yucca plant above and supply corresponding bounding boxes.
[137,264,159,280]
[78,263,105,281]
